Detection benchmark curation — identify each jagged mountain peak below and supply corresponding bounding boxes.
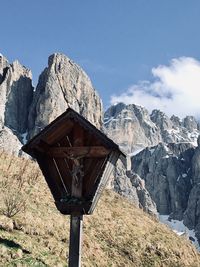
[0,52,103,155]
[150,109,172,132]
[170,115,182,127]
[105,102,148,117]
[47,53,91,83]
[28,52,103,138]
[104,102,126,117]
[104,102,200,153]
[47,53,73,71]
[183,115,199,131]
[0,53,9,69]
[48,52,70,63]
[0,54,31,74]
[104,102,161,153]
[0,54,33,154]
[151,109,171,121]
[0,54,9,84]
[151,109,166,115]
[0,53,8,61]
[10,60,32,81]
[1,53,200,251]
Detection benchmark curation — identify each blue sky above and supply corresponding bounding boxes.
[1,1,200,114]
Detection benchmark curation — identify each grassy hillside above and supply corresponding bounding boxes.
[0,152,199,267]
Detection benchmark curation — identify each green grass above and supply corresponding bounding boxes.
[0,152,199,266]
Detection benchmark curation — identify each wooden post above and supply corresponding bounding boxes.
[68,126,84,266]
[68,215,83,267]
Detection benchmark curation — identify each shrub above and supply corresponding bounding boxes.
[0,152,40,218]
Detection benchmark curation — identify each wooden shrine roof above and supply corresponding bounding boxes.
[22,108,125,215]
[23,108,124,157]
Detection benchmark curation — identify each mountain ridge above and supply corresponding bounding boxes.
[0,53,158,217]
[0,53,103,155]
[104,102,200,154]
[1,52,200,258]
[105,102,200,247]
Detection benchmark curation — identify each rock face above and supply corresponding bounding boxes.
[0,54,33,155]
[126,171,158,216]
[28,53,103,138]
[0,54,9,84]
[104,103,200,225]
[0,53,157,218]
[108,156,140,205]
[0,55,33,134]
[105,103,200,244]
[108,156,158,216]
[104,103,200,154]
[104,103,161,153]
[0,127,24,156]
[132,142,195,218]
[131,139,200,243]
[3,52,200,238]
[183,137,200,241]
[184,116,199,132]
[0,53,103,155]
[151,110,199,145]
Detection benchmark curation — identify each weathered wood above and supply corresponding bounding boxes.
[53,158,72,194]
[68,215,83,267]
[46,146,110,158]
[73,123,84,146]
[35,153,63,201]
[71,126,84,198]
[53,158,69,196]
[69,126,84,265]
[25,119,74,156]
[44,119,74,145]
[89,151,120,214]
[83,158,105,197]
[22,108,123,215]
[22,108,123,267]
[56,201,91,215]
[34,140,50,153]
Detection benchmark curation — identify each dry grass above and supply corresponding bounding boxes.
[0,152,199,266]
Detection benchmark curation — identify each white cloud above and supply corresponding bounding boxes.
[110,57,200,118]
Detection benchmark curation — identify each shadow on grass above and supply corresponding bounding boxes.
[0,237,30,253]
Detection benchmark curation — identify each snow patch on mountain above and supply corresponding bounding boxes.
[159,215,199,250]
[104,103,200,154]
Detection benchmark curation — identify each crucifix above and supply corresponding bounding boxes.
[68,125,84,267]
[22,108,123,267]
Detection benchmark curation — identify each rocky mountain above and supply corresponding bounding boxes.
[104,102,200,246]
[132,142,195,218]
[28,53,103,138]
[2,52,200,249]
[0,53,103,155]
[104,103,200,154]
[0,53,156,217]
[0,54,33,155]
[104,103,161,153]
[108,155,157,216]
[131,138,200,244]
